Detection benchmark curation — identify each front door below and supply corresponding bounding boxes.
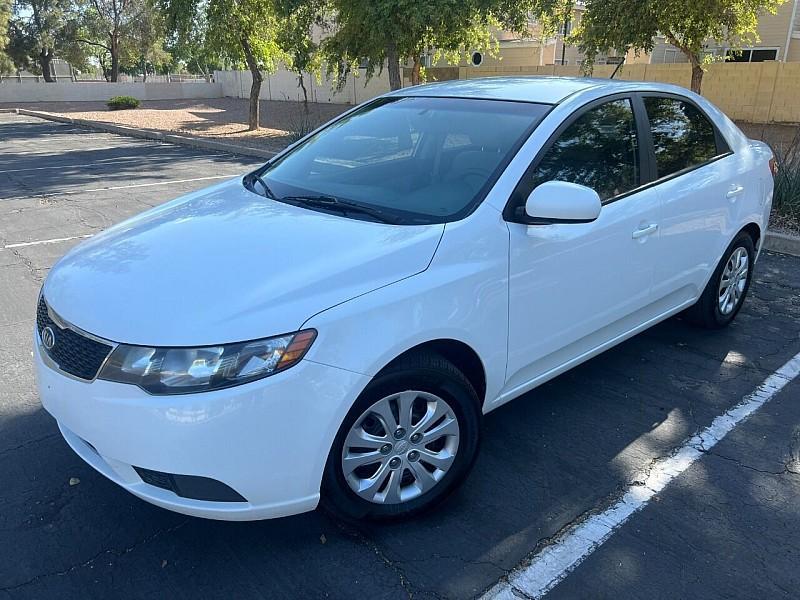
[504,97,662,394]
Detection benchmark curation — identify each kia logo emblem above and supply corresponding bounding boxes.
[41,326,56,350]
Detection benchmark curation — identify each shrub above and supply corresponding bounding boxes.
[107,96,140,110]
[772,129,800,223]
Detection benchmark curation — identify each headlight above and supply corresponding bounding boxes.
[98,330,316,394]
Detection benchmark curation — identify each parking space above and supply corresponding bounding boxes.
[1,113,799,599]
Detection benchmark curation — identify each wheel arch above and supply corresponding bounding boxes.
[740,222,762,250]
[376,339,487,409]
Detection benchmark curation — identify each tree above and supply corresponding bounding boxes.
[162,0,285,130]
[0,0,12,74]
[75,0,143,82]
[8,0,86,81]
[119,0,170,80]
[275,0,324,109]
[321,0,567,91]
[162,9,222,77]
[575,0,788,93]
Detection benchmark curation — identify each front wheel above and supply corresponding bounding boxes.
[684,231,755,329]
[321,351,481,521]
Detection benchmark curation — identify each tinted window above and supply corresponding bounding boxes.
[644,97,720,178]
[528,99,640,201]
[259,97,550,224]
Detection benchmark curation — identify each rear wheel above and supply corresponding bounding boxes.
[684,232,755,329]
[321,351,481,521]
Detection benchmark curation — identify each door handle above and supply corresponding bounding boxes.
[632,223,658,239]
[726,185,745,199]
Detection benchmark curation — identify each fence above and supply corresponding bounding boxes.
[1,73,210,84]
[214,68,391,106]
[458,62,800,124]
[0,81,223,103]
[3,62,800,124]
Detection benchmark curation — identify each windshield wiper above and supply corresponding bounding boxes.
[280,195,400,224]
[247,173,276,199]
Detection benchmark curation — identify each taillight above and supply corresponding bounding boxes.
[769,157,778,177]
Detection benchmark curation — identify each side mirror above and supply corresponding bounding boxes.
[525,181,602,224]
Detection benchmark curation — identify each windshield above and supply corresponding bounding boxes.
[254,96,551,224]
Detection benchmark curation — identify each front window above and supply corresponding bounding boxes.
[254,97,551,224]
[527,98,640,202]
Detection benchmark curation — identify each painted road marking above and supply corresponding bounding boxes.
[484,350,800,600]
[1,175,238,202]
[3,234,94,249]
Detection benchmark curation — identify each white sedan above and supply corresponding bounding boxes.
[35,77,774,520]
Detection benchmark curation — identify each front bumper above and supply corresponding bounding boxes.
[34,338,369,520]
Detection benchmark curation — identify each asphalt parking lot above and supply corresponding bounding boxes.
[1,112,799,599]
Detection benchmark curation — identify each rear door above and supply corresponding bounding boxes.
[640,95,740,307]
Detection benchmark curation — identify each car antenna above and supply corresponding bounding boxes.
[610,53,627,79]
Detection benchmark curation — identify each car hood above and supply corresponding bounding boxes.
[44,179,444,346]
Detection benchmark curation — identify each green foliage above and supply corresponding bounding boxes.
[575,0,787,89]
[107,94,141,109]
[119,0,171,77]
[774,131,800,222]
[8,0,90,78]
[0,0,12,73]
[319,0,568,89]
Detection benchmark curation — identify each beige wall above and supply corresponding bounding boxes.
[215,67,391,105]
[0,81,223,103]
[459,61,800,123]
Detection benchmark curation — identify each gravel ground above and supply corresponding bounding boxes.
[0,98,349,153]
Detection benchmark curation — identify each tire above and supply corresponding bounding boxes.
[684,231,755,329]
[321,350,481,521]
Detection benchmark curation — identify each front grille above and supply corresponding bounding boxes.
[36,295,114,381]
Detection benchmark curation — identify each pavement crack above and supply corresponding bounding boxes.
[0,433,58,458]
[333,520,417,599]
[702,448,800,477]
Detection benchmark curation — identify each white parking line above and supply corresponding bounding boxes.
[0,155,214,174]
[3,234,93,249]
[484,350,800,600]
[1,175,238,202]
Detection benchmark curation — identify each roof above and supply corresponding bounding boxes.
[390,76,655,105]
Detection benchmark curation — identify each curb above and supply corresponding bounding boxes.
[764,231,800,257]
[14,108,277,160]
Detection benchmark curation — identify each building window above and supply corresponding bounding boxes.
[554,59,569,65]
[725,48,778,62]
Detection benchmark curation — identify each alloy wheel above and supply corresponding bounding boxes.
[717,246,749,316]
[341,391,460,504]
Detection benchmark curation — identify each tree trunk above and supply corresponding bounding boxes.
[110,34,120,82]
[141,56,147,83]
[690,63,703,94]
[241,37,263,131]
[297,72,309,113]
[386,41,401,90]
[410,56,421,86]
[39,48,54,82]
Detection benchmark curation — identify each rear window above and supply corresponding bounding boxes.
[644,97,722,178]
[258,97,551,224]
